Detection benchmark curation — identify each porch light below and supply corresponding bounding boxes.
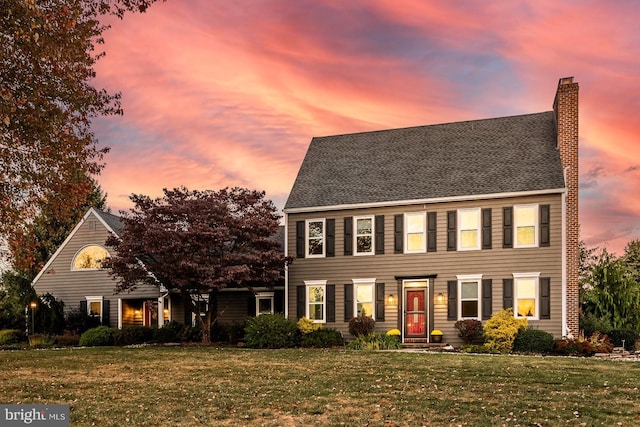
[387,294,396,305]
[436,293,445,304]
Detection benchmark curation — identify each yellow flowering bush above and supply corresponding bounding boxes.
[482,308,528,353]
[297,316,322,335]
[386,329,401,336]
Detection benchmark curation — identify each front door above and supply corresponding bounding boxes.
[404,287,428,340]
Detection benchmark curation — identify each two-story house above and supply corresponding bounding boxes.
[283,77,579,345]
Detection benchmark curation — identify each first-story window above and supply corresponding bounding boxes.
[457,275,482,319]
[305,280,326,323]
[514,273,540,318]
[353,279,375,318]
[255,292,274,316]
[85,296,103,320]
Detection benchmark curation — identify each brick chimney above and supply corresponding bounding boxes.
[553,77,579,337]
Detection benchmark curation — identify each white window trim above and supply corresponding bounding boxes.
[456,274,482,320]
[514,204,539,248]
[85,296,103,321]
[354,215,375,256]
[304,280,327,323]
[457,208,481,251]
[255,292,275,316]
[352,278,376,319]
[404,212,427,253]
[71,245,111,271]
[513,272,541,320]
[305,218,326,258]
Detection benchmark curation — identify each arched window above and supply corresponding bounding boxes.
[72,245,110,270]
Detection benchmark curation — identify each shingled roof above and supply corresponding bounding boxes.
[284,112,566,211]
[94,209,124,236]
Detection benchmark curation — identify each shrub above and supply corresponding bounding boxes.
[298,317,322,335]
[301,328,344,348]
[153,321,183,343]
[454,319,483,345]
[113,326,154,346]
[55,334,80,347]
[512,327,555,354]
[482,308,528,353]
[554,332,613,356]
[0,329,25,345]
[65,309,101,335]
[347,332,401,350]
[348,316,375,336]
[79,326,115,347]
[28,334,56,348]
[580,312,612,337]
[607,328,638,350]
[244,314,300,349]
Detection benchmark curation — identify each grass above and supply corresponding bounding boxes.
[1,347,639,426]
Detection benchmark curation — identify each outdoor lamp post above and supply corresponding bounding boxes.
[29,301,37,334]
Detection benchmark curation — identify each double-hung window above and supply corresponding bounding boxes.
[306,219,325,257]
[514,205,538,247]
[354,216,374,255]
[513,273,540,319]
[405,212,426,253]
[305,280,326,323]
[354,279,375,318]
[457,275,482,319]
[458,208,480,250]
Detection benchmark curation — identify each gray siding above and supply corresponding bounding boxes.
[32,211,161,328]
[287,194,564,345]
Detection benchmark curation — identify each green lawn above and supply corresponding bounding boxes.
[1,347,639,426]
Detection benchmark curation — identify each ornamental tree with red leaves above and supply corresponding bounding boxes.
[105,187,290,343]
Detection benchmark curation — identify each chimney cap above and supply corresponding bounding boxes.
[559,76,575,85]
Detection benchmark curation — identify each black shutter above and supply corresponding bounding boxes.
[540,277,551,319]
[80,300,87,314]
[503,279,513,310]
[394,214,403,254]
[274,290,284,314]
[326,285,336,322]
[481,279,492,320]
[344,284,353,321]
[102,299,110,326]
[375,215,385,255]
[482,208,492,250]
[344,217,353,256]
[427,212,437,252]
[247,295,256,317]
[447,211,456,251]
[503,207,513,248]
[326,219,335,257]
[184,298,193,326]
[447,280,457,320]
[540,205,550,247]
[375,282,385,321]
[296,221,305,258]
[296,285,306,319]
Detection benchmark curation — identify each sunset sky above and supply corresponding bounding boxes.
[92,0,640,255]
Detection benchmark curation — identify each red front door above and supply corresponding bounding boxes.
[405,288,427,338]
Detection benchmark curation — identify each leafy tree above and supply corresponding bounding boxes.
[0,0,163,261]
[623,239,640,283]
[581,248,640,331]
[105,187,290,343]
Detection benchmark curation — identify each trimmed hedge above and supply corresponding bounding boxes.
[114,326,154,346]
[79,326,114,347]
[300,328,344,348]
[244,314,300,348]
[513,327,555,354]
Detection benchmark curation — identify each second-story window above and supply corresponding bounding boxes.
[458,208,480,250]
[514,205,538,247]
[355,216,374,255]
[306,219,325,257]
[405,212,426,253]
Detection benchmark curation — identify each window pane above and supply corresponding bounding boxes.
[89,301,101,316]
[258,298,272,314]
[460,230,478,248]
[407,233,424,251]
[517,226,536,246]
[308,221,323,238]
[308,238,323,255]
[357,302,373,317]
[357,236,372,253]
[460,210,478,229]
[308,304,323,320]
[517,299,535,317]
[407,214,424,233]
[516,206,536,226]
[356,218,372,234]
[461,282,478,299]
[74,246,109,269]
[356,285,373,303]
[461,301,478,318]
[309,286,324,302]
[517,278,536,298]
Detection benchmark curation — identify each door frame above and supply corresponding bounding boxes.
[401,279,430,343]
